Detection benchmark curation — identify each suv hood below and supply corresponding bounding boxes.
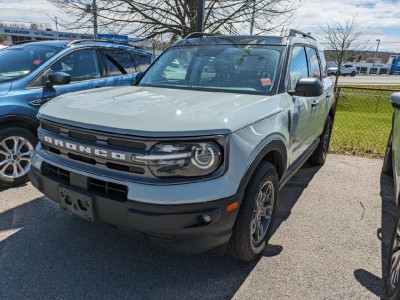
[38,86,286,137]
[0,82,11,96]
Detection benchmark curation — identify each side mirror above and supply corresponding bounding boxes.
[391,93,400,110]
[131,71,144,86]
[48,72,71,86]
[290,77,324,97]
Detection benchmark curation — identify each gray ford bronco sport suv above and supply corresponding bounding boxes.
[29,30,334,262]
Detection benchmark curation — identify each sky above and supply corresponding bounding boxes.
[0,0,399,52]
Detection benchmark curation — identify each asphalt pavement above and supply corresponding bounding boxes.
[333,75,400,85]
[0,154,395,299]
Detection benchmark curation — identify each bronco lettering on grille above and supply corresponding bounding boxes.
[39,133,127,161]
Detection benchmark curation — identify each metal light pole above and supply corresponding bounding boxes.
[250,0,256,35]
[55,16,59,39]
[373,39,381,63]
[92,0,98,39]
[86,0,98,39]
[196,0,205,32]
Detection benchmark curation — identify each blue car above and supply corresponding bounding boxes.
[0,40,154,187]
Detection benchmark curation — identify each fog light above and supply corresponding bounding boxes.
[202,214,212,223]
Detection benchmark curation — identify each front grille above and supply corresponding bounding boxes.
[39,120,154,177]
[88,178,128,202]
[45,164,70,183]
[42,162,128,201]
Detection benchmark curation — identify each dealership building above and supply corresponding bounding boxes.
[326,55,400,75]
[0,26,139,46]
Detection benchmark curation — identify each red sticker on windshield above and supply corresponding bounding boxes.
[261,78,271,86]
[33,60,41,65]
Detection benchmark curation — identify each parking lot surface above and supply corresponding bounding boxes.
[0,154,395,299]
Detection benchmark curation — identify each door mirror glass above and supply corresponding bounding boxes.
[290,77,324,97]
[391,93,400,110]
[48,72,71,86]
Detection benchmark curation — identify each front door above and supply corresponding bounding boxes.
[42,48,108,102]
[287,45,314,163]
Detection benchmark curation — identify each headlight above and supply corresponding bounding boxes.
[132,142,222,178]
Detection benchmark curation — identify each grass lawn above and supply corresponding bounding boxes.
[330,86,400,157]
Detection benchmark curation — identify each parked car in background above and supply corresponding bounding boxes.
[29,30,334,262]
[383,92,400,299]
[0,40,154,187]
[327,64,357,77]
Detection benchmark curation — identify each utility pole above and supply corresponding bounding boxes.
[55,16,59,39]
[196,0,205,32]
[250,0,256,35]
[92,0,98,39]
[373,39,381,63]
[86,0,98,39]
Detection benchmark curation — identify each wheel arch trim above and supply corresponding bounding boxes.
[237,138,288,193]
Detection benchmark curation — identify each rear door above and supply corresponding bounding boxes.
[103,47,137,86]
[306,47,329,138]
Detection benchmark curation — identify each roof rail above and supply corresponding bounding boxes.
[66,39,121,46]
[10,40,35,45]
[184,32,217,39]
[285,29,316,41]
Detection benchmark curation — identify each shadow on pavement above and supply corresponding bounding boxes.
[273,162,322,236]
[354,171,397,299]
[0,163,321,299]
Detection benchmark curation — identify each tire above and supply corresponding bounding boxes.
[227,161,279,262]
[0,127,37,188]
[385,212,400,299]
[383,131,393,176]
[309,116,332,165]
[351,71,356,77]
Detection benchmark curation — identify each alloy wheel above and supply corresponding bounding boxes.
[251,180,274,245]
[390,219,400,290]
[0,136,34,181]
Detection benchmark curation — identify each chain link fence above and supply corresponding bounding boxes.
[330,86,400,158]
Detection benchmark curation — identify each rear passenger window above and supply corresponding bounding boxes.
[134,53,152,72]
[307,48,321,79]
[319,50,327,78]
[289,46,309,91]
[104,48,136,76]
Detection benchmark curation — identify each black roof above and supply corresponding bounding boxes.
[174,35,285,47]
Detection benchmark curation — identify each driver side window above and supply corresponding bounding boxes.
[289,46,309,91]
[50,49,100,82]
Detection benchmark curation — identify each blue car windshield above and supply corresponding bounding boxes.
[140,44,284,95]
[0,45,62,82]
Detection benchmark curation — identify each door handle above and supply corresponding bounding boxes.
[326,92,332,99]
[311,100,319,108]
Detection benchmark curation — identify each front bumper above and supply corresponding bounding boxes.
[29,165,243,254]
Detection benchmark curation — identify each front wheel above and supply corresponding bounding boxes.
[309,116,332,165]
[386,213,400,299]
[0,127,37,188]
[227,161,279,262]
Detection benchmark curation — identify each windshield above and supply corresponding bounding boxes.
[0,45,62,82]
[140,44,284,94]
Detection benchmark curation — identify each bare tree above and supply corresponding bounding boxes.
[48,0,302,41]
[320,17,367,87]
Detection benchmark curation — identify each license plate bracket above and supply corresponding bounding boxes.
[58,186,95,222]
